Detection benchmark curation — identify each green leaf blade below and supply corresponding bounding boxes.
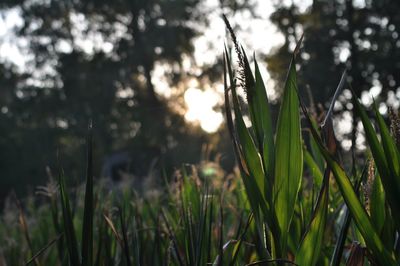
[254,59,275,180]
[301,103,396,265]
[304,148,323,187]
[372,103,400,198]
[231,83,267,207]
[370,173,386,233]
[59,172,80,266]
[273,59,303,253]
[295,172,329,266]
[82,123,94,266]
[353,93,400,230]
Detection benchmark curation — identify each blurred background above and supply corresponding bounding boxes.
[0,0,399,204]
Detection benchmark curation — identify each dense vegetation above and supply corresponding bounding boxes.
[1,20,400,265]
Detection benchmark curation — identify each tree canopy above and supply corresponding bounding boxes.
[267,0,400,104]
[0,0,254,199]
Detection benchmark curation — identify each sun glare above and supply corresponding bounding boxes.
[184,87,223,133]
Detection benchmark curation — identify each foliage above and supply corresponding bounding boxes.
[223,19,400,265]
[1,17,400,266]
[0,150,255,265]
[267,0,400,104]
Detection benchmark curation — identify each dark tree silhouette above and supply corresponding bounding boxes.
[267,0,400,104]
[0,0,254,199]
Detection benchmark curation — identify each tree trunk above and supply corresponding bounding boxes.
[129,0,160,107]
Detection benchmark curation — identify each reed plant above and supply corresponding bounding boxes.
[223,16,400,265]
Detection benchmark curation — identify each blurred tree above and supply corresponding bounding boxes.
[266,0,400,105]
[0,0,255,200]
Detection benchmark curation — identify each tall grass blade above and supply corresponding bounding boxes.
[352,91,400,229]
[231,78,266,204]
[94,219,105,266]
[82,121,93,266]
[245,259,298,266]
[222,21,267,208]
[322,70,347,128]
[119,208,132,266]
[254,59,274,197]
[330,165,366,266]
[132,216,140,266]
[331,207,350,266]
[194,189,209,266]
[373,101,400,189]
[217,198,224,266]
[15,196,40,266]
[295,91,339,266]
[369,172,385,232]
[59,170,80,265]
[224,48,282,257]
[207,196,214,264]
[223,49,270,224]
[295,168,329,266]
[372,102,400,230]
[273,54,303,254]
[304,148,323,187]
[26,234,63,266]
[229,213,253,266]
[299,99,396,265]
[103,213,123,246]
[161,209,185,266]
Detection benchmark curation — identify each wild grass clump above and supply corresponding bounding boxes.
[1,18,400,266]
[0,153,257,265]
[223,16,400,265]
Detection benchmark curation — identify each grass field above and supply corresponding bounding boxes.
[1,21,400,265]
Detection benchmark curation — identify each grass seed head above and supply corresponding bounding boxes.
[363,159,375,215]
[389,107,400,147]
[222,14,255,102]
